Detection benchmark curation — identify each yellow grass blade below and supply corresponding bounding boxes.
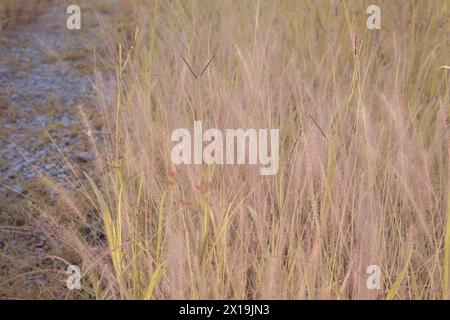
[143,263,165,300]
[386,249,412,300]
[443,146,450,298]
[84,172,123,285]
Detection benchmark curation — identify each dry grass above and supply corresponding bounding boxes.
[0,0,49,30]
[4,0,450,299]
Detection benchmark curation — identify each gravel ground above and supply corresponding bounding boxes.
[0,3,110,298]
[0,5,98,189]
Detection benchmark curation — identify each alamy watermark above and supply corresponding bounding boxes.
[171,121,279,176]
[366,265,381,290]
[66,265,81,290]
[366,5,381,30]
[66,5,81,30]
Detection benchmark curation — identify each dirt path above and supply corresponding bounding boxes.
[0,3,111,298]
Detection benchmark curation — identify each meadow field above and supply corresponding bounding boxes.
[0,0,449,300]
